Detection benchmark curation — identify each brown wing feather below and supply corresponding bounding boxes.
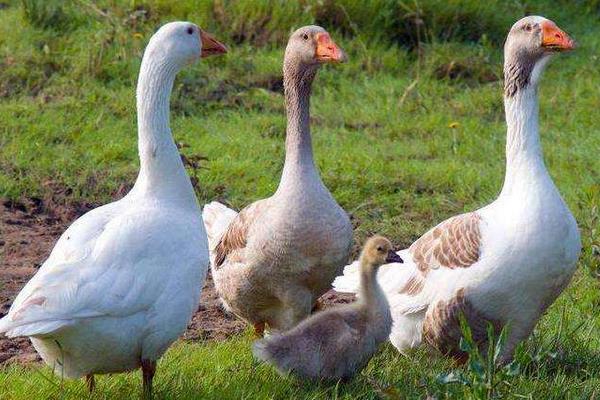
[409,212,482,273]
[214,201,265,268]
[422,288,502,361]
[399,276,425,295]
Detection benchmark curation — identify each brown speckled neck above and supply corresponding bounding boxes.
[503,57,536,98]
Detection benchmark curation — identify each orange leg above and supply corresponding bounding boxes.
[253,322,265,338]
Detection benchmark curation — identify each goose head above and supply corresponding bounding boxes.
[284,26,347,70]
[504,16,575,97]
[144,21,227,69]
[361,236,403,271]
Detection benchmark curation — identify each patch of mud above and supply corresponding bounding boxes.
[184,274,247,342]
[0,197,79,366]
[0,197,355,366]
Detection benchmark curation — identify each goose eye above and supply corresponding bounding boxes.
[523,24,532,32]
[376,246,384,252]
[187,27,194,35]
[302,33,309,41]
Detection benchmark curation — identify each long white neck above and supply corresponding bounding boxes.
[499,85,551,199]
[130,51,197,208]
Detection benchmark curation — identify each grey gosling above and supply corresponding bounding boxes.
[252,236,403,381]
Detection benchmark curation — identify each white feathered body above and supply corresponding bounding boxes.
[0,193,208,378]
[334,152,580,356]
[0,21,217,381]
[335,53,581,357]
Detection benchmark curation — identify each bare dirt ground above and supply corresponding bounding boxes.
[0,197,353,366]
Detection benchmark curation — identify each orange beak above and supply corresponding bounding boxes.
[315,32,347,63]
[199,30,228,58]
[541,21,576,52]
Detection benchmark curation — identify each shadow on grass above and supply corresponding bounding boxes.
[524,346,600,379]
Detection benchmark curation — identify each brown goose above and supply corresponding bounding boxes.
[253,236,402,380]
[203,26,352,335]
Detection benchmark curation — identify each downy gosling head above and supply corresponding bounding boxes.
[361,235,404,269]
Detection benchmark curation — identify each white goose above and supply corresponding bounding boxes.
[0,22,226,395]
[333,16,581,363]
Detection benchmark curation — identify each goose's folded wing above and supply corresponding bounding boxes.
[409,212,482,272]
[2,209,202,337]
[388,212,485,315]
[213,200,266,268]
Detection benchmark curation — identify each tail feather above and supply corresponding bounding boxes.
[252,338,272,363]
[0,315,11,335]
[0,315,69,338]
[202,201,238,256]
[252,335,293,375]
[331,260,361,294]
[333,249,416,295]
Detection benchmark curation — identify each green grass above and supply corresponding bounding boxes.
[0,0,599,398]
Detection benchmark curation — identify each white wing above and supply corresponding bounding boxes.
[0,201,207,337]
[202,201,238,252]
